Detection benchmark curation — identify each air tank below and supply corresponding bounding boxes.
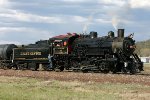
[0,44,17,60]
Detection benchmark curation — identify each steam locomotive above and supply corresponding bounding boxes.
[52,29,143,74]
[0,29,143,74]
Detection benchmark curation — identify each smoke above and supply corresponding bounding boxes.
[111,1,132,30]
[83,0,135,31]
[83,11,97,33]
[112,15,125,30]
[82,1,132,31]
[112,16,119,30]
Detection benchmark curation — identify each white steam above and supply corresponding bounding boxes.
[111,1,132,30]
[83,11,98,33]
[112,15,125,30]
[112,16,119,30]
[82,13,93,33]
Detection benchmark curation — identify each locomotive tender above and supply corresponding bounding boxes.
[0,29,143,74]
[0,40,51,70]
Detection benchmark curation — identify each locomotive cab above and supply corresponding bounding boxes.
[51,33,79,71]
[53,39,68,54]
[52,33,79,55]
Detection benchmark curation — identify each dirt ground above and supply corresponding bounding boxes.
[0,69,150,86]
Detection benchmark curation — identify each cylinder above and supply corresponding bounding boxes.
[118,29,124,38]
[90,31,97,38]
[0,44,17,60]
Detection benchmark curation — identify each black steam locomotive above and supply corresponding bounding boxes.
[51,29,143,74]
[0,29,143,74]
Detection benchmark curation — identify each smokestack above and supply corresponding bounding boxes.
[118,29,124,38]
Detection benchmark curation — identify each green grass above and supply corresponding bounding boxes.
[0,76,150,100]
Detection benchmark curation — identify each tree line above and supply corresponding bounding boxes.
[135,39,150,57]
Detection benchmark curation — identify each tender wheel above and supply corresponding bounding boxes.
[29,63,38,71]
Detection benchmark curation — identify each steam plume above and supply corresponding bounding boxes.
[111,2,131,30]
[83,11,97,33]
[112,16,119,30]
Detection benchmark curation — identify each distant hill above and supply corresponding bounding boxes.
[135,39,150,57]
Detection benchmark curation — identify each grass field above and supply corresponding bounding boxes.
[0,63,149,100]
[0,76,150,100]
[143,63,150,73]
[144,63,150,69]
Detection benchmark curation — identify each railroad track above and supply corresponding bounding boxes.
[0,69,150,86]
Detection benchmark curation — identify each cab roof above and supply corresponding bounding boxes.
[50,33,78,40]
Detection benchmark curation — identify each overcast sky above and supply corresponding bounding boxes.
[0,0,150,44]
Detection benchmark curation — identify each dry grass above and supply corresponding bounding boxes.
[0,76,150,100]
[0,63,149,100]
[143,63,150,74]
